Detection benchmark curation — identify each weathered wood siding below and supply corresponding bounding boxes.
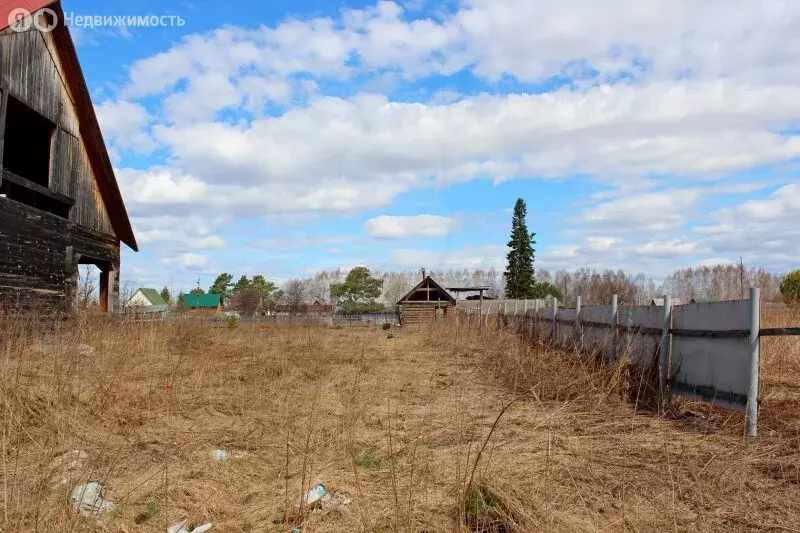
[0,26,115,237]
[0,21,122,312]
[0,196,119,311]
[398,302,452,326]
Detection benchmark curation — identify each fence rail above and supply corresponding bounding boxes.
[123,312,400,327]
[457,290,800,438]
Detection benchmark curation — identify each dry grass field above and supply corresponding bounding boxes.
[1,308,799,532]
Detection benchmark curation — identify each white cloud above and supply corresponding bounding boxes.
[391,245,506,270]
[162,253,209,270]
[109,82,800,220]
[163,73,241,124]
[365,214,460,239]
[252,235,359,250]
[574,189,703,235]
[119,0,800,97]
[131,216,228,253]
[694,184,800,272]
[95,100,155,152]
[106,1,800,223]
[106,0,800,280]
[117,168,208,213]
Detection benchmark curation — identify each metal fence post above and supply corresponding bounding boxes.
[611,294,618,362]
[552,298,558,342]
[747,287,761,438]
[659,295,672,414]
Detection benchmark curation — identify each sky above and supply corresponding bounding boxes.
[65,0,800,293]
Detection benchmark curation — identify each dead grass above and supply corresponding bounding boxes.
[0,310,799,532]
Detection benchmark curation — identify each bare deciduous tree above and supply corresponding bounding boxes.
[228,290,264,316]
[283,279,308,315]
[76,265,97,309]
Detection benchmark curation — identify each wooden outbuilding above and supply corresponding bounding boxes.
[396,275,456,326]
[0,1,137,313]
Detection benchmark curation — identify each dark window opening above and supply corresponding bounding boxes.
[3,96,54,187]
[0,179,71,218]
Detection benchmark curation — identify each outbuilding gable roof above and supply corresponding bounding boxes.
[397,276,456,305]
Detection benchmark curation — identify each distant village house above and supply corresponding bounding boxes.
[273,300,333,316]
[125,288,168,318]
[180,293,224,316]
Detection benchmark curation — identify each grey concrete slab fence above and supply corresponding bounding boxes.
[457,289,800,438]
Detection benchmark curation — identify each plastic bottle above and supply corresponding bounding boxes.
[304,483,326,505]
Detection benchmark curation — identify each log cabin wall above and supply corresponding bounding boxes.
[0,25,121,312]
[398,302,439,326]
[396,276,456,326]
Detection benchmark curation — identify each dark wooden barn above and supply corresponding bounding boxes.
[0,1,137,313]
[396,275,456,326]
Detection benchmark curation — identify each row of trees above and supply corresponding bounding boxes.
[180,262,794,316]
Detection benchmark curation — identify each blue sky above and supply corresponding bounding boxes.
[67,0,800,293]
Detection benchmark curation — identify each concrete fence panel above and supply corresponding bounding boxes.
[618,305,664,367]
[671,299,752,411]
[581,305,616,360]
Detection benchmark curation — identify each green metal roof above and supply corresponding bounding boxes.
[137,288,168,306]
[180,293,223,308]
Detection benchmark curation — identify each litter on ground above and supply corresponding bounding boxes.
[68,482,116,516]
[209,448,230,461]
[167,519,213,533]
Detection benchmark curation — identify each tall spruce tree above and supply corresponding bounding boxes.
[504,198,536,299]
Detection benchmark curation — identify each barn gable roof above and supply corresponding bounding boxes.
[397,276,456,305]
[0,0,138,250]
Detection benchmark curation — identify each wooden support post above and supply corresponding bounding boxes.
[99,268,109,313]
[0,87,8,177]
